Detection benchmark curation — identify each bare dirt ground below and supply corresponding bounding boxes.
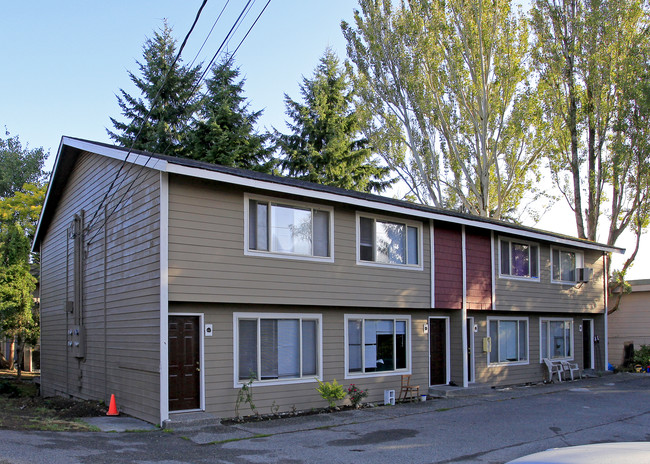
[0,369,107,431]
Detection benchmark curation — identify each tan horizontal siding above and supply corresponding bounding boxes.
[168,176,431,308]
[608,290,650,366]
[172,303,431,418]
[39,151,161,424]
[494,240,606,314]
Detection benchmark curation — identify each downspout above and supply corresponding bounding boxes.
[461,226,468,388]
[603,252,608,371]
[430,219,435,309]
[160,172,170,426]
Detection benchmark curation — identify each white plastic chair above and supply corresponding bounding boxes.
[543,358,563,382]
[560,361,582,381]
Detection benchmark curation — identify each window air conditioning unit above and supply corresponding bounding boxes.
[576,267,593,283]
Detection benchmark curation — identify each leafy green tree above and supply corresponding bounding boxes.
[530,0,649,244]
[275,49,394,194]
[0,183,45,377]
[0,130,47,198]
[107,22,202,156]
[0,262,37,379]
[187,56,274,172]
[343,0,541,218]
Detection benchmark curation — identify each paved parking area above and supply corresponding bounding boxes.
[1,373,649,463]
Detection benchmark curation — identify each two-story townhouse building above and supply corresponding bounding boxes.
[32,138,622,425]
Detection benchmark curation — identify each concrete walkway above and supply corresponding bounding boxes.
[85,372,630,439]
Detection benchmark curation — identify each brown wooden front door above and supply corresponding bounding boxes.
[169,315,200,411]
[429,318,447,385]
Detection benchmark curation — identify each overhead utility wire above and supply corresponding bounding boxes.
[86,0,271,246]
[84,0,209,236]
[231,0,271,57]
[189,0,231,68]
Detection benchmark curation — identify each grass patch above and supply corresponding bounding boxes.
[435,408,451,412]
[0,370,107,431]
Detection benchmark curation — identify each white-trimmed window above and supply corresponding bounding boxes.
[357,214,421,268]
[345,315,410,377]
[234,313,321,385]
[487,317,528,365]
[499,238,539,280]
[551,248,583,283]
[540,318,573,360]
[245,195,333,260]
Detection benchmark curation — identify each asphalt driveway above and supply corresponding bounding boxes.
[1,373,649,463]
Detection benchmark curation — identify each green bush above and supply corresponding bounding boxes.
[633,345,650,367]
[316,379,346,408]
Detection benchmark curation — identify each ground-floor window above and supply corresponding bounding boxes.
[235,313,321,385]
[540,318,573,360]
[345,315,410,377]
[487,317,528,365]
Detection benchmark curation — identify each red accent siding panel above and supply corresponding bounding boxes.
[434,223,462,309]
[465,227,493,310]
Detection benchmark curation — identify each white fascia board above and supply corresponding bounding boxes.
[165,162,622,254]
[61,137,168,171]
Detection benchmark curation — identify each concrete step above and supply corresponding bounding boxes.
[163,411,221,430]
[428,384,494,398]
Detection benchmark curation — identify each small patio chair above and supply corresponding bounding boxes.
[560,361,582,381]
[398,374,420,402]
[543,358,563,383]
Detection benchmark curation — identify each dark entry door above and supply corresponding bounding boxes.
[430,318,447,385]
[169,315,200,411]
[582,319,593,369]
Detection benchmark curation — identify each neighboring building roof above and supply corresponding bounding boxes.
[32,136,625,255]
[629,280,650,292]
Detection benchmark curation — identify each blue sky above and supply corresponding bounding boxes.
[0,0,355,162]
[0,0,646,278]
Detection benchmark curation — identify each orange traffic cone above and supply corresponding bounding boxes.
[107,394,119,416]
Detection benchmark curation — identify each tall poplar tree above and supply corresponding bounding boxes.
[343,0,541,218]
[275,49,393,193]
[530,0,650,292]
[186,56,274,172]
[107,22,202,156]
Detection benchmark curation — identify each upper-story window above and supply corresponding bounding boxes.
[246,195,333,261]
[499,238,539,280]
[551,248,583,283]
[357,214,421,268]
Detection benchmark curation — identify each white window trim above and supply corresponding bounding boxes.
[497,237,541,282]
[344,314,412,379]
[355,212,424,271]
[486,316,530,367]
[539,317,574,362]
[550,247,584,284]
[232,312,323,388]
[244,193,335,263]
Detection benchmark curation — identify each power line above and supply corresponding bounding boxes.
[85,0,272,246]
[84,0,209,235]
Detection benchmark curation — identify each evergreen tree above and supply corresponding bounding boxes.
[107,22,202,156]
[276,49,394,194]
[187,56,273,172]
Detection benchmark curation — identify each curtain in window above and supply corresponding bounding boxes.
[238,320,257,380]
[407,227,418,265]
[348,320,362,372]
[499,321,518,362]
[313,210,329,257]
[277,320,300,378]
[302,320,317,375]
